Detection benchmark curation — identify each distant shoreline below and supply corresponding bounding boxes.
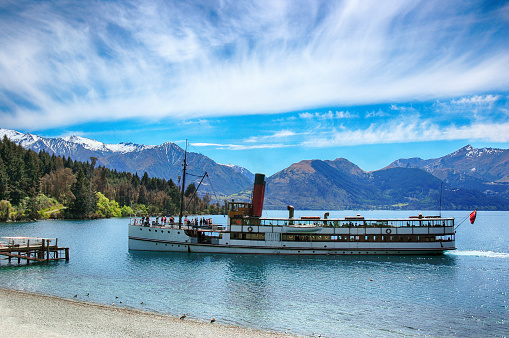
[0,287,297,337]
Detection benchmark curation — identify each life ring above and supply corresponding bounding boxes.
[386,228,392,234]
[247,226,253,233]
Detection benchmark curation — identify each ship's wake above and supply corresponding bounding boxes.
[446,250,509,258]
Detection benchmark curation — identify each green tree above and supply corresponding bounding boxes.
[41,167,76,205]
[184,183,196,197]
[68,168,95,218]
[1,138,27,204]
[138,185,148,205]
[0,157,9,200]
[96,192,122,217]
[0,199,12,221]
[23,150,40,198]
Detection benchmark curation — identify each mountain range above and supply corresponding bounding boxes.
[386,145,509,198]
[0,128,254,199]
[2,128,508,210]
[264,154,508,210]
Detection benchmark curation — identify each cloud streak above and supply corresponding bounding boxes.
[301,121,509,148]
[0,0,508,130]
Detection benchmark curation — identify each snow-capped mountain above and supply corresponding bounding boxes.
[0,128,253,197]
[0,128,154,155]
[387,144,509,198]
[221,164,255,182]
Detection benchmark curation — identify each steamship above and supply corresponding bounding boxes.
[128,173,456,255]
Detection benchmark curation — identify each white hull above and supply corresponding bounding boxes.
[128,224,455,255]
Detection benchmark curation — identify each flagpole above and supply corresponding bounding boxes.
[439,181,443,217]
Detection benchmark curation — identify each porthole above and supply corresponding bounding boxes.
[148,229,151,232]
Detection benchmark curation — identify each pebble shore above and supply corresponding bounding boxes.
[0,288,297,337]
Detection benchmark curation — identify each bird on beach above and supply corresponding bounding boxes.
[180,314,186,319]
[210,318,216,323]
[86,293,89,296]
[73,294,77,298]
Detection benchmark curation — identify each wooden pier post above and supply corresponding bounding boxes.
[46,239,50,263]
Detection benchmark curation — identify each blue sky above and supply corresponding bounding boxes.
[1,0,508,176]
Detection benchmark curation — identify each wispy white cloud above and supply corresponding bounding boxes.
[301,120,509,147]
[244,129,300,143]
[0,0,507,130]
[450,95,501,106]
[365,109,389,118]
[193,142,294,150]
[299,110,357,120]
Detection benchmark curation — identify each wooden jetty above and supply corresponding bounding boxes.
[0,237,69,265]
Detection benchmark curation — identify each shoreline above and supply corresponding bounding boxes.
[0,287,298,337]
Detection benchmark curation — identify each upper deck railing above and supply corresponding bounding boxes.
[231,216,455,228]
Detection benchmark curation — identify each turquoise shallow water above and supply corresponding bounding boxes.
[0,210,507,337]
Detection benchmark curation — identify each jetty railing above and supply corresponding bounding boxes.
[0,237,69,265]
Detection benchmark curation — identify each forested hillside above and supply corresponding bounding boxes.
[0,136,222,221]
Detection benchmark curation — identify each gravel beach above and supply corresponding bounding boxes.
[0,288,297,337]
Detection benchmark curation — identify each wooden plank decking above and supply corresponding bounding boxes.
[0,237,69,265]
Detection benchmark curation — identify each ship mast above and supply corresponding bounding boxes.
[178,140,188,227]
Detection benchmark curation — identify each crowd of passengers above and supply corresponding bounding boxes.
[135,216,213,227]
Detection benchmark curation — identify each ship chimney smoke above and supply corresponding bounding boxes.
[251,174,266,217]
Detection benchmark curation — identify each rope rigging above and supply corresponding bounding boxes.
[454,213,471,231]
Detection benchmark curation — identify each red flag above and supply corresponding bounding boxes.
[469,209,477,224]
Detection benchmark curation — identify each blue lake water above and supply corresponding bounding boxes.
[0,210,507,337]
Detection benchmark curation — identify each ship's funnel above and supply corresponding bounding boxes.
[287,205,294,219]
[251,173,266,217]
